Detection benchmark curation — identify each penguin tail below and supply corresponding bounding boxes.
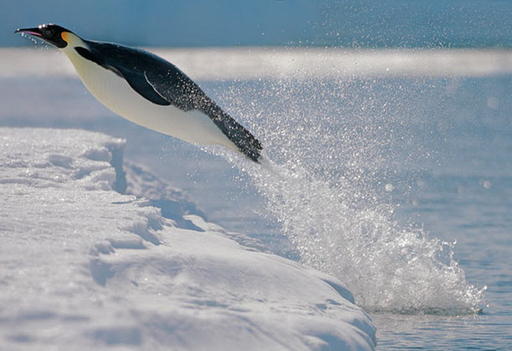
[207,107,263,163]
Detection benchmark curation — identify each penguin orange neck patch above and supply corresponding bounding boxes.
[61,32,69,42]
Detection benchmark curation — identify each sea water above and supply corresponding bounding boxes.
[1,48,511,349]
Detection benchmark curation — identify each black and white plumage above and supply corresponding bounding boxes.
[16,24,263,162]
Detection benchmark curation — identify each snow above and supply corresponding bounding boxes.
[3,47,512,80]
[0,128,375,350]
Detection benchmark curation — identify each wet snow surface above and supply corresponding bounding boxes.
[0,128,375,350]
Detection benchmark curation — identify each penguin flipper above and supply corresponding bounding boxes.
[75,46,170,106]
[117,69,171,106]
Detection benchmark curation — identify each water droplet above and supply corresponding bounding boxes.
[486,96,499,110]
[481,180,492,189]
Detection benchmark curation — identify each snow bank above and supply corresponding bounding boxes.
[0,128,375,350]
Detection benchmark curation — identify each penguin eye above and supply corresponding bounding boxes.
[45,28,55,38]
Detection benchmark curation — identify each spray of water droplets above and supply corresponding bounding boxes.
[213,73,485,315]
[18,32,52,50]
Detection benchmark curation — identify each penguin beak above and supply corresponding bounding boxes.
[15,27,43,38]
[15,25,68,48]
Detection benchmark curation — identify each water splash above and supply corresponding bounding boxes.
[225,154,484,314]
[19,32,41,46]
[17,32,52,50]
[216,76,484,314]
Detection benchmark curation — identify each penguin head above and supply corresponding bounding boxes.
[15,24,74,49]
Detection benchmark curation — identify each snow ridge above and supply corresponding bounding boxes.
[0,128,375,350]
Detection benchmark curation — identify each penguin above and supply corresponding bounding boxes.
[15,24,263,163]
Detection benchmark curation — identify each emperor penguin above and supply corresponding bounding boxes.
[16,24,263,162]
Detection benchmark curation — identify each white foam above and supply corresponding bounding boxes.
[228,155,484,314]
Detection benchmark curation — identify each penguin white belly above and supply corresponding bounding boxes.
[65,50,238,151]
